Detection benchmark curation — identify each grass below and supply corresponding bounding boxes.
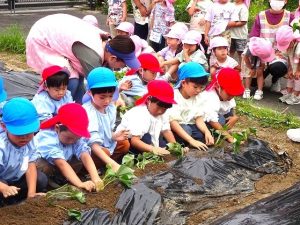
[236,98,300,130]
[0,25,26,54]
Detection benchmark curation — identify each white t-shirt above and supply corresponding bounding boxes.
[200,89,236,123]
[230,3,249,40]
[116,105,170,147]
[210,55,239,69]
[168,89,204,125]
[186,0,213,34]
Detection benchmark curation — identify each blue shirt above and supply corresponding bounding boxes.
[31,90,73,121]
[83,101,117,154]
[119,74,147,97]
[0,132,38,182]
[35,129,90,165]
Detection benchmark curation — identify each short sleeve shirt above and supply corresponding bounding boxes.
[108,0,126,25]
[230,3,249,39]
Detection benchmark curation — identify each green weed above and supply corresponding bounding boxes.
[0,25,25,54]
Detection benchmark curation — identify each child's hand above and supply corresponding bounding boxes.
[204,131,214,146]
[152,147,170,156]
[119,80,133,91]
[113,130,130,141]
[93,179,104,192]
[111,162,121,172]
[204,35,209,45]
[249,69,256,77]
[27,192,46,198]
[198,18,205,26]
[226,115,239,129]
[2,185,20,198]
[187,138,208,151]
[80,181,95,192]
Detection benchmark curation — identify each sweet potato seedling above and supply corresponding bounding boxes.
[136,152,164,169]
[102,164,136,188]
[166,142,185,158]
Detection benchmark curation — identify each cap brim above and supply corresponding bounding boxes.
[0,91,7,102]
[7,120,39,135]
[123,57,141,69]
[227,86,245,96]
[182,40,198,45]
[277,43,290,52]
[89,81,118,89]
[157,97,177,104]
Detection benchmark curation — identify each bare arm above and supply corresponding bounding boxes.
[80,152,102,183]
[121,2,127,21]
[130,136,153,152]
[54,159,83,187]
[170,120,193,142]
[187,0,198,16]
[91,143,120,171]
[162,130,176,143]
[26,162,37,198]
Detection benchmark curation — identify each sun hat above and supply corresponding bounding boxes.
[82,15,99,27]
[209,36,229,50]
[276,25,294,51]
[40,103,90,138]
[135,80,176,105]
[249,37,275,62]
[175,62,209,88]
[0,77,7,102]
[2,98,39,135]
[206,68,244,96]
[105,41,141,69]
[116,22,134,36]
[126,53,163,75]
[170,22,188,35]
[130,35,154,57]
[87,67,117,90]
[182,30,202,45]
[40,65,70,85]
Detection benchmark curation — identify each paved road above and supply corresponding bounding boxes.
[0,6,299,117]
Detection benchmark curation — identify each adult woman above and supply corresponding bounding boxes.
[26,14,140,103]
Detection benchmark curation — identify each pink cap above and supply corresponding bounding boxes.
[116,22,134,35]
[171,22,188,33]
[209,36,229,50]
[276,25,294,51]
[130,35,154,57]
[182,30,202,45]
[82,15,99,27]
[249,37,275,63]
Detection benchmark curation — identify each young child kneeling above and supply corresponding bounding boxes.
[0,98,48,206]
[116,80,176,156]
[202,68,244,143]
[83,67,130,172]
[168,62,214,150]
[35,103,103,192]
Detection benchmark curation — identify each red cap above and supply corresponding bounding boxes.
[40,65,70,84]
[126,53,163,75]
[216,68,244,96]
[136,80,177,105]
[40,103,90,138]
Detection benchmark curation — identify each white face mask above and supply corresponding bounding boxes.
[270,0,285,11]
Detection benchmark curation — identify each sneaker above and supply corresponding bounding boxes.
[253,90,263,100]
[285,94,300,105]
[270,80,281,93]
[242,89,251,99]
[279,93,291,103]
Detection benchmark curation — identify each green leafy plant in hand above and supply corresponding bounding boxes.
[114,70,127,80]
[122,153,135,168]
[102,164,136,188]
[166,142,185,158]
[46,184,86,221]
[136,152,164,170]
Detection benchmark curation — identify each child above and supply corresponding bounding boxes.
[277,26,300,104]
[118,53,163,106]
[115,21,134,36]
[209,36,240,75]
[0,98,47,205]
[130,35,155,57]
[31,65,73,121]
[202,68,244,143]
[229,0,249,64]
[168,62,214,150]
[204,0,235,46]
[186,0,212,53]
[83,67,130,172]
[148,0,176,52]
[242,37,275,100]
[107,0,127,37]
[116,80,176,155]
[36,103,103,191]
[162,30,208,81]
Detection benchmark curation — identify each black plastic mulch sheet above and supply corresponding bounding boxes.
[65,138,291,225]
[211,182,300,225]
[0,65,39,100]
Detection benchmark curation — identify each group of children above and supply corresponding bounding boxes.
[2,0,300,207]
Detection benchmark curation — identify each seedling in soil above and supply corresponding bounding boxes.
[136,152,164,169]
[102,164,136,188]
[122,153,135,168]
[166,142,185,158]
[231,127,257,154]
[46,184,86,221]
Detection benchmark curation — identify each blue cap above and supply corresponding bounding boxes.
[2,98,39,135]
[0,77,7,102]
[174,62,209,88]
[87,67,118,90]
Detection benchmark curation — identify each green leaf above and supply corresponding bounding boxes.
[167,142,184,158]
[116,165,136,188]
[68,209,82,221]
[73,191,86,204]
[122,154,135,168]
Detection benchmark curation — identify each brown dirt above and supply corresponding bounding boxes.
[0,52,31,71]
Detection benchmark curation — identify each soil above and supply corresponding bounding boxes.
[0,56,300,225]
